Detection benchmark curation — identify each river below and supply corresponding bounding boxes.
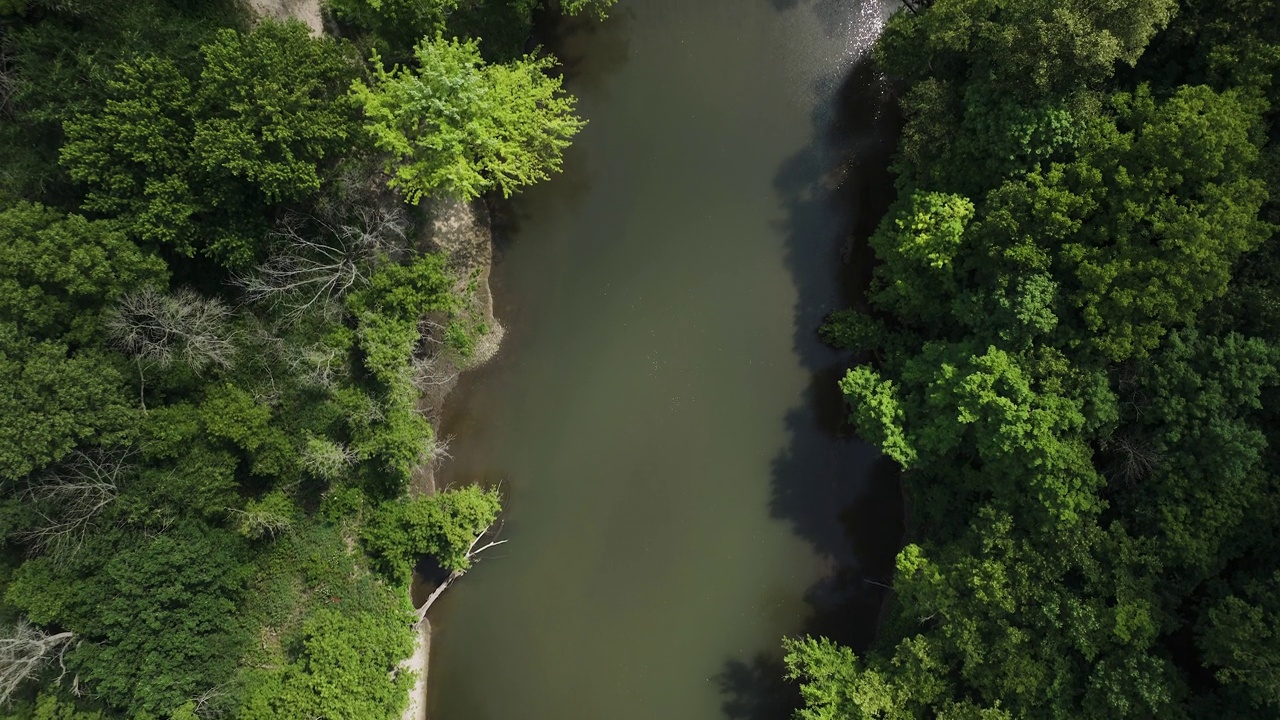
[428,1,902,718]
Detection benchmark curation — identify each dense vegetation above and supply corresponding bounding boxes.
[0,0,597,716]
[792,0,1280,717]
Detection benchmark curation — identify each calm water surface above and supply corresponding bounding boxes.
[429,1,902,717]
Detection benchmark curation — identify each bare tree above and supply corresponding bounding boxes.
[227,506,292,540]
[189,686,228,720]
[1105,431,1162,485]
[19,448,131,557]
[0,621,74,706]
[107,288,236,374]
[411,352,460,392]
[0,32,16,118]
[234,204,409,322]
[299,436,357,481]
[425,433,453,470]
[285,339,348,390]
[106,288,236,408]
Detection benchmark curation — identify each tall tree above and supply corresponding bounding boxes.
[352,36,585,203]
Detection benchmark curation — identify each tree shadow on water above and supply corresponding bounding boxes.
[716,653,799,720]
[717,15,908,720]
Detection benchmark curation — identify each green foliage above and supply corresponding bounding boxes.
[59,23,360,265]
[59,54,201,252]
[0,325,131,481]
[352,36,585,202]
[328,0,460,47]
[0,0,584,714]
[0,694,105,720]
[194,21,358,203]
[868,192,973,326]
[236,608,413,720]
[804,1,1280,718]
[235,490,297,539]
[1119,332,1277,578]
[363,485,502,583]
[300,435,353,481]
[349,252,454,383]
[236,520,415,720]
[200,383,297,478]
[1057,84,1269,360]
[878,0,1178,98]
[562,0,618,19]
[6,524,251,716]
[1198,572,1280,709]
[838,367,916,468]
[0,202,166,344]
[819,310,885,351]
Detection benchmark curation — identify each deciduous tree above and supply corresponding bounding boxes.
[352,36,585,202]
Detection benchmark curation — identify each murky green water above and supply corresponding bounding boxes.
[428,1,902,718]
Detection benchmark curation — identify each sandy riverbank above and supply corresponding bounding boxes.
[399,620,431,720]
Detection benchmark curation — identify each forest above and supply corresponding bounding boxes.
[5,0,1279,717]
[0,0,603,717]
[794,0,1280,717]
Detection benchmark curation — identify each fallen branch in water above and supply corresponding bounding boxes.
[414,522,507,625]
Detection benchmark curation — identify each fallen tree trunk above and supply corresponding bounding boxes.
[414,524,506,625]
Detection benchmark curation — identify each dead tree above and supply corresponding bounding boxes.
[19,448,131,557]
[411,352,460,392]
[0,621,74,706]
[106,288,236,408]
[286,339,348,390]
[190,686,227,720]
[414,521,507,625]
[227,505,293,540]
[300,436,357,481]
[107,287,236,383]
[234,205,409,322]
[0,32,16,118]
[1106,431,1162,485]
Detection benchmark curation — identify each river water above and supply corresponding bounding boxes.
[428,1,902,718]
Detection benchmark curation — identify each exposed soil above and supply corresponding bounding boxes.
[244,0,324,35]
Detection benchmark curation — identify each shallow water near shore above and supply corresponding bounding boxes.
[427,1,903,718]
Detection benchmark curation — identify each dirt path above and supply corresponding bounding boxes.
[244,0,324,35]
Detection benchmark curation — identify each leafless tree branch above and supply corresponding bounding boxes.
[414,519,507,625]
[19,447,132,557]
[106,288,236,376]
[0,32,16,118]
[0,621,75,706]
[234,205,410,322]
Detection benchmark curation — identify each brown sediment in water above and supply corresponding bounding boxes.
[402,196,503,720]
[410,197,504,496]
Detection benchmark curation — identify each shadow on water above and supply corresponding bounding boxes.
[433,5,636,489]
[717,654,795,720]
[717,2,906,717]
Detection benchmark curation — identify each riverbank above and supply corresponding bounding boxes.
[401,194,504,719]
[398,620,431,720]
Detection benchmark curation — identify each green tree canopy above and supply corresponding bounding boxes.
[362,485,502,583]
[194,21,358,204]
[878,0,1178,98]
[60,22,360,266]
[0,325,131,481]
[5,523,251,716]
[0,202,167,344]
[352,36,585,203]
